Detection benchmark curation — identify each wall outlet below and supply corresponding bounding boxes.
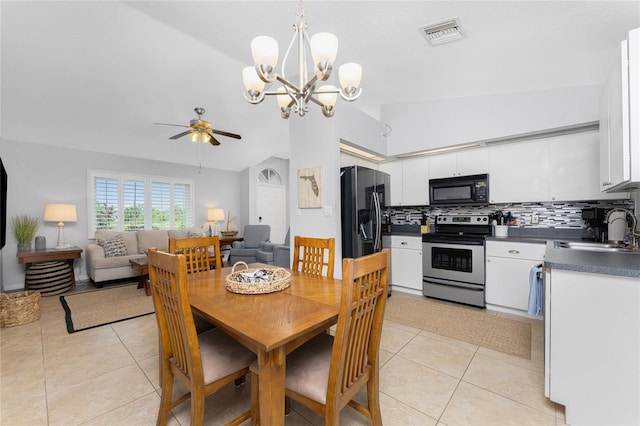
[531,214,539,224]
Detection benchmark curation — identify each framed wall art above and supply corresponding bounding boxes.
[297,166,322,208]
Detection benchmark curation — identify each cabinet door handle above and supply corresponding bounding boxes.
[508,250,520,254]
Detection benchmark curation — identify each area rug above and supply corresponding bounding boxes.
[60,285,155,333]
[385,295,532,359]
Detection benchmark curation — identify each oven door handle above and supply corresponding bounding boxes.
[423,277,484,290]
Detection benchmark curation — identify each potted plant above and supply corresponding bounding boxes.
[11,214,41,251]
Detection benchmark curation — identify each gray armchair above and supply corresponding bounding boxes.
[253,228,290,267]
[273,229,291,268]
[228,225,271,265]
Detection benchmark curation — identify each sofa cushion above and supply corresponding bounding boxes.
[137,230,170,253]
[95,231,138,255]
[92,253,146,269]
[187,230,206,238]
[97,234,128,257]
[168,229,189,239]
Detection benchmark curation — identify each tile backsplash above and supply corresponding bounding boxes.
[386,199,634,229]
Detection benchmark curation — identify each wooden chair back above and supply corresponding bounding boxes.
[168,236,222,272]
[148,249,204,391]
[330,248,389,422]
[291,236,336,278]
[148,249,253,426]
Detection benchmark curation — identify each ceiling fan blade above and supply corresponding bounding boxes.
[155,122,190,128]
[169,130,192,140]
[208,134,221,146]
[210,129,242,139]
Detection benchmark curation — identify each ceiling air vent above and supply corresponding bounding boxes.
[419,17,464,46]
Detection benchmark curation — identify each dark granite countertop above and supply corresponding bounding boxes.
[544,240,640,278]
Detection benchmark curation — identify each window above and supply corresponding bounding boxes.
[258,168,282,185]
[89,170,194,236]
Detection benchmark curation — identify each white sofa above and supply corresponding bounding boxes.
[86,229,192,286]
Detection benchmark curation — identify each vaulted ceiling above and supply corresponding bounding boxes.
[2,1,638,171]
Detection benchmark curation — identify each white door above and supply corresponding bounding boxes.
[256,183,286,244]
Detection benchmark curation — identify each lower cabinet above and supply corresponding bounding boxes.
[485,240,546,313]
[389,235,422,294]
[545,268,640,425]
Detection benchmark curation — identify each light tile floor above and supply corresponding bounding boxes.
[1,284,566,425]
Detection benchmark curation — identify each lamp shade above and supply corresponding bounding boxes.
[43,204,77,223]
[339,62,362,90]
[207,209,225,222]
[310,32,338,66]
[251,36,279,68]
[317,85,338,107]
[243,66,266,92]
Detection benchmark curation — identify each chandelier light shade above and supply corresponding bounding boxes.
[43,203,77,249]
[242,2,362,118]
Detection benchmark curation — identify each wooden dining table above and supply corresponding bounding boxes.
[186,263,342,426]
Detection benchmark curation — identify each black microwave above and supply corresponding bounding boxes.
[429,174,489,206]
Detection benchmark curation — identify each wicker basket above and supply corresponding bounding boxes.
[225,262,291,294]
[0,291,41,328]
[220,230,238,238]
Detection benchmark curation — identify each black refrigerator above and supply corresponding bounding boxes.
[340,165,390,259]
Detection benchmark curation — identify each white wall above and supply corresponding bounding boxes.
[289,112,344,277]
[0,138,242,291]
[382,85,602,156]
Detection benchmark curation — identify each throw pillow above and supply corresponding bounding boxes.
[97,234,128,257]
[187,230,206,238]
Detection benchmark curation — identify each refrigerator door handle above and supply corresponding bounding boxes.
[372,192,381,251]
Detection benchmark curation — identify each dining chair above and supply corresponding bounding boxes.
[168,236,222,272]
[291,236,336,279]
[148,249,255,426]
[250,248,390,425]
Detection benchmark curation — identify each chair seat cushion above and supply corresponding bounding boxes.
[199,328,256,383]
[285,333,334,404]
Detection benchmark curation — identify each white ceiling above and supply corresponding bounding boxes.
[1,1,638,171]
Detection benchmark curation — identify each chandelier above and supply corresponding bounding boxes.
[242,2,362,119]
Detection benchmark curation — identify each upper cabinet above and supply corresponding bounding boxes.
[549,132,626,201]
[490,132,626,204]
[489,139,551,203]
[429,149,489,179]
[380,158,430,206]
[600,28,640,191]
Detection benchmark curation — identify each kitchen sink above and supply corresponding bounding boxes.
[554,241,637,253]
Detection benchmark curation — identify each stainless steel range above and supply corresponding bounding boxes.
[422,214,491,307]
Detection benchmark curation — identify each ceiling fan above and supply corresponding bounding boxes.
[155,107,241,146]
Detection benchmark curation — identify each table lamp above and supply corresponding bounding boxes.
[44,204,77,249]
[207,209,225,237]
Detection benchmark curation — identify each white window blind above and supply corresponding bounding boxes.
[88,170,194,236]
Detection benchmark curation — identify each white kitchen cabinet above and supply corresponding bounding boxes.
[389,235,422,294]
[378,161,403,206]
[549,132,626,201]
[545,268,639,425]
[485,240,546,313]
[429,149,489,179]
[489,139,551,203]
[600,28,640,192]
[400,157,430,205]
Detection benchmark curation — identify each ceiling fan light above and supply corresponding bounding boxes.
[190,132,199,143]
[310,32,338,67]
[202,132,211,143]
[251,36,278,68]
[317,85,338,107]
[339,62,362,92]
